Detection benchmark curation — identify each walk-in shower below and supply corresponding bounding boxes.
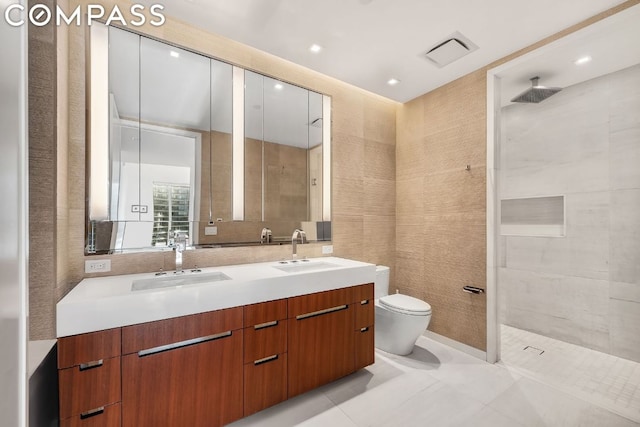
[488,5,640,423]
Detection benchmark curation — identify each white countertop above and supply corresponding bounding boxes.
[57,257,376,337]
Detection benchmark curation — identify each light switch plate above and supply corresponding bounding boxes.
[322,245,333,254]
[205,226,218,236]
[85,259,111,273]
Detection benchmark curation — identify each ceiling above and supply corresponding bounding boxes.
[498,4,640,106]
[147,0,627,102]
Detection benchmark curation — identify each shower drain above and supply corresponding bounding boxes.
[523,345,545,355]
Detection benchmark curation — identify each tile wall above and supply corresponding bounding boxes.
[499,64,640,362]
[29,0,58,340]
[396,71,488,351]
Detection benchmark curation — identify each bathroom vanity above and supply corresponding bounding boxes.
[56,257,375,427]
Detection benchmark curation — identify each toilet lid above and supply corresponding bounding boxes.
[379,294,431,315]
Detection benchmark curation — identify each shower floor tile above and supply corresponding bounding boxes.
[500,324,640,423]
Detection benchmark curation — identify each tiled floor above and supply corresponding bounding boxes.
[500,324,640,424]
[229,334,639,426]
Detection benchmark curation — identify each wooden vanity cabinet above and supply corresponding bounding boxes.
[243,299,288,416]
[121,308,243,427]
[58,282,375,426]
[354,283,375,370]
[57,328,122,427]
[287,287,356,397]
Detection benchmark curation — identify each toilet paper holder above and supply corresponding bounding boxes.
[463,285,484,294]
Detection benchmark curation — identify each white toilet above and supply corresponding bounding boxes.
[374,265,432,355]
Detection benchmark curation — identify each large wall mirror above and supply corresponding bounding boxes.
[87,24,331,254]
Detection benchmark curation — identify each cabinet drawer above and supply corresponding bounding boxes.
[59,357,121,420]
[244,353,287,416]
[244,320,287,363]
[353,283,374,304]
[288,287,354,318]
[58,328,121,369]
[244,299,287,326]
[122,330,243,427]
[355,299,374,330]
[355,325,375,370]
[122,307,243,355]
[288,306,355,397]
[60,402,121,427]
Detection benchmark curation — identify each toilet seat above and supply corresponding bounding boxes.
[379,294,431,316]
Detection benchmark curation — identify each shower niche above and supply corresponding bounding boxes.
[500,195,565,237]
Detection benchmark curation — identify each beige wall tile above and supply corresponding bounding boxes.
[362,215,395,266]
[364,179,395,217]
[396,177,424,218]
[395,255,426,294]
[364,99,397,144]
[423,168,486,215]
[29,286,56,340]
[423,121,486,174]
[427,291,487,351]
[332,178,364,216]
[332,215,364,260]
[396,223,424,261]
[396,136,427,180]
[364,140,395,181]
[332,91,365,139]
[423,212,486,274]
[29,3,58,339]
[397,63,489,352]
[332,133,365,180]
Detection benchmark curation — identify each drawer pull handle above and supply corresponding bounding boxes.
[138,331,232,357]
[360,327,369,333]
[254,354,279,366]
[360,299,369,305]
[79,359,103,371]
[296,304,348,320]
[254,320,278,330]
[80,407,105,420]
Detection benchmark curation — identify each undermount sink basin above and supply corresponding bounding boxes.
[131,271,231,291]
[273,261,340,273]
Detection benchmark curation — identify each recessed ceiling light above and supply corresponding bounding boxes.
[309,44,322,53]
[170,51,180,58]
[274,83,284,90]
[574,55,592,65]
[387,78,400,86]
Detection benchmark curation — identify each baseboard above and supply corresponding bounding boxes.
[423,330,487,361]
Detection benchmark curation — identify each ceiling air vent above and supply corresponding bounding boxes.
[424,31,478,68]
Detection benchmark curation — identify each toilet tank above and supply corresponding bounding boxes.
[375,265,390,298]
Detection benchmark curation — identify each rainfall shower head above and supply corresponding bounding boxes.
[510,76,562,103]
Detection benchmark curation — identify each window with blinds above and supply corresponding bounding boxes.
[152,183,190,246]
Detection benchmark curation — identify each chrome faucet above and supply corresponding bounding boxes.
[291,229,306,259]
[173,231,188,274]
[260,227,272,244]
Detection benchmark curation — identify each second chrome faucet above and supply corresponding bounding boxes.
[173,231,188,274]
[291,229,307,259]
